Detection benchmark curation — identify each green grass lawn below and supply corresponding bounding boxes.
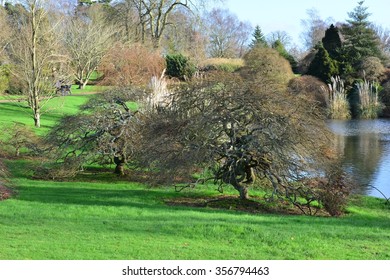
[1,160,390,260]
[0,95,92,135]
[70,85,110,95]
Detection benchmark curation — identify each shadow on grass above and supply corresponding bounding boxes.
[13,180,390,233]
[16,184,167,209]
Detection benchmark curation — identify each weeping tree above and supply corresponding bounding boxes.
[42,88,144,178]
[138,71,351,215]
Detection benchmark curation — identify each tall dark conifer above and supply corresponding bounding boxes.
[342,1,382,67]
[322,24,342,60]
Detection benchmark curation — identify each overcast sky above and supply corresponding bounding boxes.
[224,0,390,48]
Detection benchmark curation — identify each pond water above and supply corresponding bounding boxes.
[328,119,390,199]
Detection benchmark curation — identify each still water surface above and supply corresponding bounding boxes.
[328,119,390,198]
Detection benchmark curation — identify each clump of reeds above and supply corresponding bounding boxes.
[356,78,384,119]
[327,76,351,119]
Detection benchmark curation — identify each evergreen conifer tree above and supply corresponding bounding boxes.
[249,25,267,48]
[307,43,338,83]
[322,24,342,60]
[272,40,297,72]
[342,1,382,67]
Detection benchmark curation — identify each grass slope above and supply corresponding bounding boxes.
[1,160,390,260]
[0,94,91,135]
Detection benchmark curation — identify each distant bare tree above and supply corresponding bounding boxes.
[117,0,206,48]
[111,0,217,48]
[300,8,333,50]
[205,8,251,58]
[0,7,11,60]
[371,24,390,60]
[267,30,292,49]
[162,8,207,62]
[63,5,115,88]
[109,0,139,42]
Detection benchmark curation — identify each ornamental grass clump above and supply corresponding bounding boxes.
[356,78,384,119]
[148,69,170,109]
[327,76,351,119]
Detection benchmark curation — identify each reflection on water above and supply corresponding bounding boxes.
[328,119,390,198]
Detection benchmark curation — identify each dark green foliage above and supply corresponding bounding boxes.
[165,53,196,81]
[249,25,267,49]
[342,1,383,68]
[272,40,298,72]
[307,44,339,83]
[322,24,342,60]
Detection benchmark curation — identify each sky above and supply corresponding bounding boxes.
[223,0,390,48]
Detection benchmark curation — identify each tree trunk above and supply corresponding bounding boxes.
[77,80,86,89]
[33,111,40,128]
[114,163,125,176]
[232,182,249,200]
[114,156,125,176]
[32,103,41,127]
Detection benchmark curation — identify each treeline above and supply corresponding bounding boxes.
[1,0,390,125]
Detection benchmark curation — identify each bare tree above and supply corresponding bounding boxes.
[162,8,207,62]
[371,23,390,60]
[267,30,292,49]
[112,0,213,48]
[300,8,333,50]
[9,0,64,127]
[63,5,115,89]
[109,0,139,42]
[0,7,11,60]
[205,8,251,58]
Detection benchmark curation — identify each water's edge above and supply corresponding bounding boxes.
[328,119,390,199]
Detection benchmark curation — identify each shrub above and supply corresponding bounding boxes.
[0,123,43,157]
[287,75,329,108]
[199,58,244,73]
[380,80,390,117]
[318,165,353,217]
[99,43,166,87]
[241,47,294,90]
[165,53,196,81]
[358,56,385,81]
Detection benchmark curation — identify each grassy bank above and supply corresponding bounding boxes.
[1,160,389,260]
